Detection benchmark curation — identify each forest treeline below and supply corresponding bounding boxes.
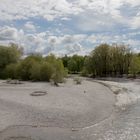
[0,43,140,82]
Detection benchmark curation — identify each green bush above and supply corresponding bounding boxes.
[5,63,19,79]
[40,62,54,81]
[30,62,41,81]
[73,77,82,85]
[51,59,66,83]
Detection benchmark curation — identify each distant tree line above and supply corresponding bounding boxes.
[0,43,140,82]
[82,44,140,77]
[61,44,140,78]
[61,55,85,74]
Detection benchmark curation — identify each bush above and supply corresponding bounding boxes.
[5,63,19,79]
[51,59,66,83]
[30,62,41,81]
[2,53,67,83]
[73,77,82,85]
[40,62,54,81]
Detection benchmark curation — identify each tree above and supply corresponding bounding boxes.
[5,63,19,79]
[51,59,66,83]
[42,54,66,83]
[0,44,22,78]
[129,55,140,77]
[91,44,110,76]
[83,43,132,77]
[82,56,95,76]
[61,55,69,68]
[110,44,132,76]
[72,55,84,72]
[40,62,54,81]
[68,59,77,73]
[30,62,41,81]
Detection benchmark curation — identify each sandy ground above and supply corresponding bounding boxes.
[0,78,140,140]
[0,78,115,140]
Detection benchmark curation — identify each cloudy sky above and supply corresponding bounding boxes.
[0,0,140,56]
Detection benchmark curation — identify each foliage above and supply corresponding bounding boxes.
[45,55,66,83]
[0,44,22,78]
[30,62,41,81]
[40,62,54,81]
[129,55,140,77]
[62,55,85,74]
[83,44,133,77]
[3,53,66,83]
[17,56,38,80]
[5,63,19,79]
[92,44,110,76]
[51,59,66,83]
[73,77,82,85]
[1,43,140,81]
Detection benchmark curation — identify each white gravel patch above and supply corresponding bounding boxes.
[96,79,140,107]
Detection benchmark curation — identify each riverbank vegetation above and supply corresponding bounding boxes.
[0,43,140,82]
[61,44,140,78]
[0,44,67,83]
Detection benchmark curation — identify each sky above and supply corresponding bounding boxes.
[0,0,140,56]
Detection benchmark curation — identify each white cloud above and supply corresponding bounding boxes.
[87,33,138,47]
[64,42,90,56]
[74,0,140,31]
[0,26,18,40]
[61,17,71,21]
[66,43,82,54]
[0,0,140,32]
[0,0,138,22]
[0,25,87,55]
[61,34,87,44]
[131,17,140,29]
[0,26,24,43]
[0,0,76,21]
[0,24,140,55]
[24,22,36,31]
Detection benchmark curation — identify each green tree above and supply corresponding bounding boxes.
[82,56,95,76]
[30,62,41,81]
[110,44,132,76]
[61,55,85,74]
[51,59,66,83]
[5,63,19,79]
[91,44,110,76]
[40,62,54,81]
[129,55,140,77]
[61,55,69,68]
[0,44,22,78]
[68,59,77,73]
[41,54,66,83]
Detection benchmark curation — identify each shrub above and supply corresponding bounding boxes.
[73,77,82,85]
[5,63,19,79]
[51,59,66,83]
[30,62,41,81]
[40,62,54,81]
